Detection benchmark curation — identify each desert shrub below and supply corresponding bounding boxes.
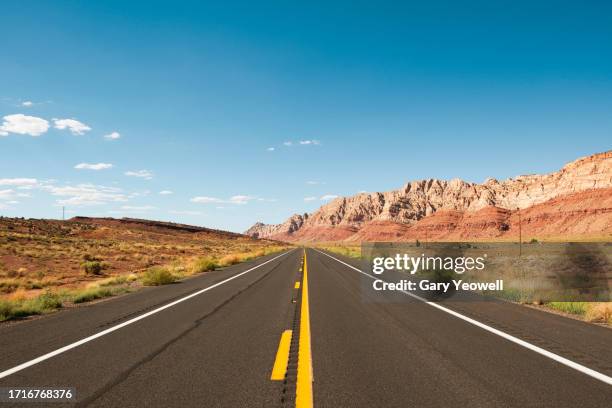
[192,257,219,274]
[142,267,177,286]
[81,261,104,275]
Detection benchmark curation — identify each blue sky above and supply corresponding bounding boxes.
[1,1,611,232]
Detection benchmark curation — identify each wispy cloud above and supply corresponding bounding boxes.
[21,101,33,107]
[190,196,224,204]
[304,196,317,201]
[0,178,39,187]
[267,147,275,151]
[43,183,128,206]
[159,190,173,195]
[320,194,338,201]
[53,118,91,135]
[283,141,292,146]
[306,180,325,185]
[74,162,113,170]
[104,131,121,140]
[299,140,320,145]
[125,170,153,180]
[191,195,256,205]
[229,195,255,204]
[0,114,49,137]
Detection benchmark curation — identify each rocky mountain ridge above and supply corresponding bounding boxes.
[246,151,612,241]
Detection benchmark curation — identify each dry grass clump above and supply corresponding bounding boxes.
[584,302,612,324]
[219,254,241,266]
[71,285,130,304]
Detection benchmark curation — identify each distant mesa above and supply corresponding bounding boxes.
[245,151,612,242]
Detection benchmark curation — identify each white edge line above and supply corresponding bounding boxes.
[0,249,295,380]
[313,248,612,387]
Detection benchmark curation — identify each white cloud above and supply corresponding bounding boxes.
[191,195,256,205]
[320,194,338,201]
[0,114,49,137]
[304,196,317,201]
[306,180,325,185]
[120,205,156,211]
[229,195,255,204]
[125,170,153,180]
[0,178,39,187]
[43,183,128,206]
[283,141,293,146]
[267,147,275,151]
[104,131,120,140]
[299,140,320,145]
[22,101,33,107]
[169,210,202,215]
[191,196,224,204]
[159,190,173,195]
[74,163,113,170]
[53,118,91,135]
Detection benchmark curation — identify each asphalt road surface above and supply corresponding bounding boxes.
[0,248,610,407]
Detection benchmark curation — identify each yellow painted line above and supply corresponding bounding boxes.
[295,281,300,289]
[296,249,313,408]
[270,330,293,380]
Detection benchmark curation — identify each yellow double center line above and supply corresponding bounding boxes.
[270,249,313,407]
[296,248,313,407]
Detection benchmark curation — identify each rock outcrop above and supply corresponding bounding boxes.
[246,151,612,242]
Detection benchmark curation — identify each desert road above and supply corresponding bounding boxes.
[0,248,611,407]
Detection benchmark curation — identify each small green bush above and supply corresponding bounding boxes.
[192,257,218,274]
[142,267,177,286]
[82,261,103,275]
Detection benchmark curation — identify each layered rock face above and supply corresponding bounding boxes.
[245,213,308,239]
[246,151,612,242]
